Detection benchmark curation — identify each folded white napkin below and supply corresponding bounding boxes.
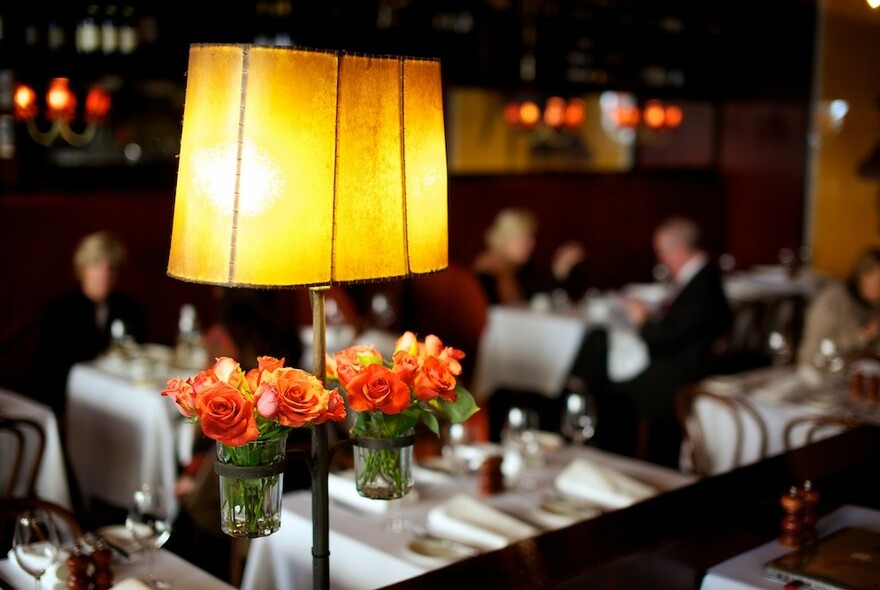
[426,494,539,551]
[111,579,154,590]
[327,471,420,515]
[608,327,650,382]
[554,458,656,509]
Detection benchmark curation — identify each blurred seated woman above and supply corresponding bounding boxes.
[33,231,147,419]
[797,247,880,379]
[472,207,587,306]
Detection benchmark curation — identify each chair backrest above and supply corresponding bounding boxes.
[0,497,83,554]
[0,416,46,499]
[783,414,863,451]
[404,261,489,386]
[675,383,769,477]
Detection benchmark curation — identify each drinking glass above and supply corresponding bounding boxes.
[502,406,542,490]
[12,509,60,590]
[560,390,598,444]
[126,483,172,589]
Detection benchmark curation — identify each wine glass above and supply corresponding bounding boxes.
[126,483,172,589]
[560,390,598,444]
[12,509,60,590]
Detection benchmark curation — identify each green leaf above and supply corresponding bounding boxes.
[421,412,440,436]
[435,387,480,424]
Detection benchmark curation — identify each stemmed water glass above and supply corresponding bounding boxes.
[560,390,598,445]
[126,483,172,589]
[12,509,60,590]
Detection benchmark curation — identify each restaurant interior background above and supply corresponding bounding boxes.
[1,0,879,394]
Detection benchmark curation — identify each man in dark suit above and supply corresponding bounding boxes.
[567,216,731,468]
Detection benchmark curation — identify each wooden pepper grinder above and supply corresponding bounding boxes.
[851,372,864,404]
[65,546,92,590]
[867,374,879,408]
[90,539,114,590]
[799,480,820,543]
[779,485,805,547]
[479,455,504,496]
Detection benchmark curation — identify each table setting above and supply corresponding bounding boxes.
[691,360,880,475]
[65,345,205,518]
[240,441,696,590]
[0,501,236,590]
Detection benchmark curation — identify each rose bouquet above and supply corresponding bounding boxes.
[327,331,479,499]
[162,355,346,536]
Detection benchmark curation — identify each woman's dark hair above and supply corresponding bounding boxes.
[846,247,880,307]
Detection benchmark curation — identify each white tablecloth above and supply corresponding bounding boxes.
[473,306,589,398]
[700,504,880,590]
[0,547,236,590]
[692,366,877,476]
[241,444,696,590]
[0,388,73,510]
[66,358,196,517]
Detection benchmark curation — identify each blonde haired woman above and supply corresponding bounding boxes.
[472,208,587,306]
[33,230,147,418]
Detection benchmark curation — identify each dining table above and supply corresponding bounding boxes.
[472,305,590,399]
[690,362,880,475]
[0,546,237,590]
[65,345,201,518]
[698,503,880,590]
[239,442,697,590]
[0,387,73,510]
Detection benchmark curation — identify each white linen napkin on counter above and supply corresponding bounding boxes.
[327,471,420,515]
[607,327,649,382]
[111,579,154,590]
[554,458,656,509]
[426,494,539,551]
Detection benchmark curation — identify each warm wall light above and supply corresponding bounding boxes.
[167,43,447,590]
[504,95,586,133]
[600,91,684,146]
[868,0,880,9]
[13,77,111,147]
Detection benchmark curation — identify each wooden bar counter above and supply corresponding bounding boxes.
[378,425,880,590]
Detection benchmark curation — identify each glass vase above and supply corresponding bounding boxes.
[215,433,287,538]
[353,429,415,500]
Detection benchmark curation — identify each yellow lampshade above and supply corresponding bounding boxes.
[168,44,448,287]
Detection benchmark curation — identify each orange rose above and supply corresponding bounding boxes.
[212,356,244,388]
[413,356,458,403]
[196,380,260,446]
[161,377,197,418]
[268,367,341,428]
[391,350,419,386]
[333,345,382,387]
[346,364,411,415]
[315,388,347,424]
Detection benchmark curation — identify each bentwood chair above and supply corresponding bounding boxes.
[675,384,769,477]
[783,414,864,451]
[0,416,46,499]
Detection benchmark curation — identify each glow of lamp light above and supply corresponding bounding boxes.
[564,98,586,129]
[643,100,666,129]
[46,78,76,121]
[543,96,566,128]
[191,143,281,217]
[519,101,541,127]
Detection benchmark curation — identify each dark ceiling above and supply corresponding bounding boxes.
[6,0,817,100]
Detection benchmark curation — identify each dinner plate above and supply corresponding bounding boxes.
[94,525,142,556]
[403,537,477,568]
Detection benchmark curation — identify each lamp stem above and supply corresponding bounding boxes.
[309,286,331,590]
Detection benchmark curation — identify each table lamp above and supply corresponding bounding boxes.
[166,43,448,590]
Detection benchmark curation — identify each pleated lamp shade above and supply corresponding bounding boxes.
[167,44,448,287]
